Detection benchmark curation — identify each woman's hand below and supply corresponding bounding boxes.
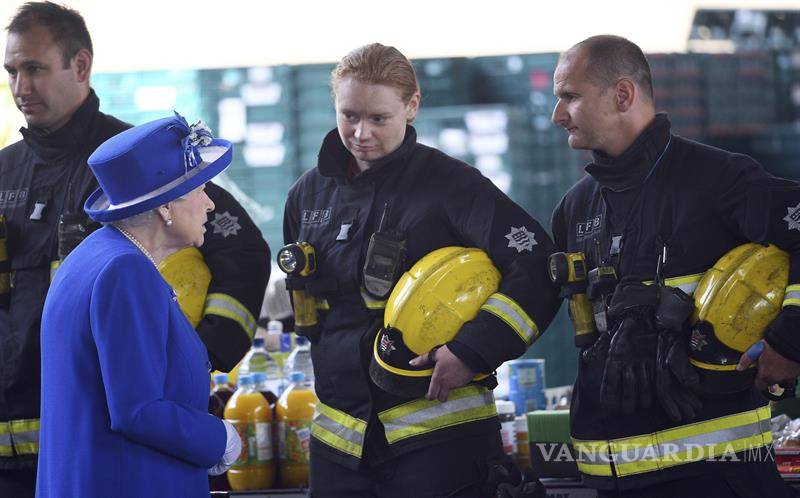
[208,419,242,476]
[410,345,475,403]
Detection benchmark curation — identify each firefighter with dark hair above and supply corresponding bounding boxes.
[1,3,268,495]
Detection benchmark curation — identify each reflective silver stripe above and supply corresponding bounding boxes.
[481,294,537,344]
[614,418,771,464]
[782,289,800,307]
[204,293,257,339]
[312,410,365,448]
[10,428,39,446]
[0,432,10,447]
[643,273,703,297]
[382,391,495,434]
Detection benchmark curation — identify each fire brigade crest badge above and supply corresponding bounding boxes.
[210,211,241,238]
[784,202,800,232]
[505,226,537,253]
[380,333,396,356]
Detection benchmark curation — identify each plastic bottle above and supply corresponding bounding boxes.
[275,371,317,489]
[224,374,275,490]
[496,400,517,457]
[515,415,531,471]
[238,338,285,396]
[209,373,235,491]
[283,336,313,382]
[252,372,278,406]
[209,373,234,419]
[266,320,284,352]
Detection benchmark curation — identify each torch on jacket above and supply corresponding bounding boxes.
[283,126,561,469]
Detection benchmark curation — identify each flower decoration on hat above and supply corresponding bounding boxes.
[167,112,215,175]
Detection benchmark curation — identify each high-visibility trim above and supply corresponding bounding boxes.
[689,358,738,371]
[0,424,11,457]
[204,293,256,339]
[379,385,497,444]
[311,402,367,458]
[782,285,800,308]
[372,333,434,377]
[642,273,704,296]
[361,288,387,310]
[50,260,60,282]
[316,298,330,311]
[573,406,772,478]
[480,293,538,344]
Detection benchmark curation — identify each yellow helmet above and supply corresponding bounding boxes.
[689,243,788,393]
[158,247,211,328]
[369,247,500,398]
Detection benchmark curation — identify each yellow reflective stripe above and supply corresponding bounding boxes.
[782,285,800,307]
[573,406,772,477]
[361,289,386,310]
[0,419,41,456]
[204,293,257,339]
[316,298,330,311]
[379,386,497,443]
[642,273,704,296]
[481,293,538,344]
[0,423,11,456]
[50,260,60,282]
[311,402,367,458]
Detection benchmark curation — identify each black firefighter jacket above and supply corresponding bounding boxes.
[552,114,800,491]
[0,92,268,469]
[283,126,561,469]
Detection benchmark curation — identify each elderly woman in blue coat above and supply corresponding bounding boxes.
[36,114,241,498]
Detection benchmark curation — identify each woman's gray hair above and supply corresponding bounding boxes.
[102,193,191,230]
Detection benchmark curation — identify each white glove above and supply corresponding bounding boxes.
[208,419,242,476]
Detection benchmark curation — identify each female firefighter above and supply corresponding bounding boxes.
[282,43,560,497]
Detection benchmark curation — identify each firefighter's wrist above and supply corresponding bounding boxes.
[764,310,800,364]
[446,341,489,374]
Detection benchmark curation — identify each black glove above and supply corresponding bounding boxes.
[600,306,658,415]
[656,330,702,422]
[653,285,702,422]
[496,468,546,498]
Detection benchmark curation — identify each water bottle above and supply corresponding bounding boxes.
[283,336,313,382]
[238,338,285,395]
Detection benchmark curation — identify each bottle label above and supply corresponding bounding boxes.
[232,420,273,468]
[500,420,517,455]
[279,420,312,464]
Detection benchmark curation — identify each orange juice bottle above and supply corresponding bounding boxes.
[275,371,317,488]
[224,374,275,490]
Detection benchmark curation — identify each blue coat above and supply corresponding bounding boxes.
[36,226,226,498]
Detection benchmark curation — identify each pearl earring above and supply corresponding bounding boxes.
[165,218,173,227]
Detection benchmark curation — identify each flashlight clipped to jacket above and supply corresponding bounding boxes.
[547,251,597,347]
[277,242,319,337]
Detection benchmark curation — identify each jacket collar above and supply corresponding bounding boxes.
[20,89,100,162]
[317,125,417,182]
[585,113,671,192]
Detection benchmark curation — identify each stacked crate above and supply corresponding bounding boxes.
[293,63,337,173]
[705,52,776,136]
[774,50,800,124]
[648,53,707,140]
[93,69,202,126]
[197,66,297,250]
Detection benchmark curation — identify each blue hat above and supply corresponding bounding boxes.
[84,113,232,222]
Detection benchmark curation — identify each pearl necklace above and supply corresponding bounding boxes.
[115,226,157,268]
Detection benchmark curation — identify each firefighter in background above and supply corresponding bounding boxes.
[550,34,800,497]
[282,43,560,497]
[0,3,268,495]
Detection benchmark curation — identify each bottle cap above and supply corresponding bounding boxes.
[288,371,305,383]
[295,335,309,346]
[253,338,265,348]
[252,372,267,383]
[267,320,283,334]
[238,374,253,386]
[213,373,229,385]
[496,399,516,415]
